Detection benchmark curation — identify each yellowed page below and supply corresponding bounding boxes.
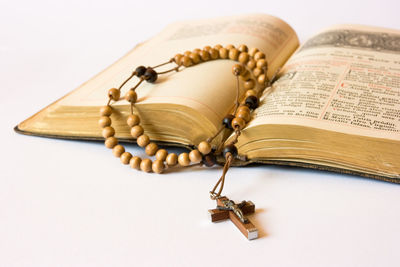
[250,24,400,141]
[61,13,299,128]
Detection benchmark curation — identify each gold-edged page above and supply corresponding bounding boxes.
[62,14,299,128]
[249,24,400,141]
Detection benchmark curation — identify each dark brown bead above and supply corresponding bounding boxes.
[222,144,238,158]
[222,114,235,129]
[135,66,147,77]
[245,95,259,109]
[202,153,216,167]
[144,67,158,83]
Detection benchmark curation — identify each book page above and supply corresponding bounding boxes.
[250,25,400,141]
[61,14,299,128]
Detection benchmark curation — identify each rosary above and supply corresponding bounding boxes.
[98,44,271,240]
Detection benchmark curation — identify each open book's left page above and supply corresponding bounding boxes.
[17,14,299,145]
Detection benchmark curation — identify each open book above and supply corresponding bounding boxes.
[16,14,400,183]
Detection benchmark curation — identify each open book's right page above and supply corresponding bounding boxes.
[254,24,400,141]
[239,25,400,180]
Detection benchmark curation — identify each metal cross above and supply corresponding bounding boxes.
[208,196,258,240]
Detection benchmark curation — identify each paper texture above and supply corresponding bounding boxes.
[250,25,400,141]
[61,14,299,128]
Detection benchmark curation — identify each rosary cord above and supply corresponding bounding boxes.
[156,66,180,75]
[151,59,174,69]
[99,44,266,175]
[210,152,234,200]
[118,72,137,90]
[234,76,240,112]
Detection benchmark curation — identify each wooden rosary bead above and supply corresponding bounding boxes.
[236,109,251,122]
[130,156,142,170]
[257,59,268,70]
[237,105,250,114]
[152,160,165,174]
[245,95,259,109]
[254,51,265,61]
[145,142,158,156]
[144,68,158,83]
[100,105,112,116]
[102,126,115,138]
[257,74,266,85]
[256,59,267,69]
[219,48,228,59]
[178,152,190,166]
[173,54,183,65]
[231,117,246,130]
[199,50,210,61]
[245,89,257,98]
[130,125,144,138]
[244,79,255,89]
[228,48,239,61]
[202,153,216,167]
[222,144,238,158]
[209,48,219,60]
[108,88,120,101]
[98,116,111,128]
[249,47,259,57]
[253,67,264,77]
[232,64,243,76]
[100,45,267,177]
[135,66,147,77]
[180,56,193,67]
[222,114,235,129]
[120,152,132,165]
[189,149,202,163]
[238,44,248,53]
[113,145,125,157]
[155,149,168,161]
[174,54,183,66]
[198,141,212,155]
[203,45,212,51]
[137,134,150,147]
[127,114,140,127]
[140,158,152,172]
[190,52,201,64]
[166,153,178,166]
[246,59,256,70]
[125,90,137,103]
[240,70,251,81]
[238,52,249,64]
[105,137,118,148]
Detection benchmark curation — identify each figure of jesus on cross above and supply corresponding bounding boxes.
[209,196,258,240]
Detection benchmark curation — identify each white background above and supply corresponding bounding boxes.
[1,0,400,266]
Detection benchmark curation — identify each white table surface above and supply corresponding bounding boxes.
[1,1,400,266]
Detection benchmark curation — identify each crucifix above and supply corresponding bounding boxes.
[208,196,258,240]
